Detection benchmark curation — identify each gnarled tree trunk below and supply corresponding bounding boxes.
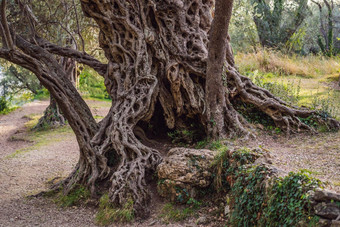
[0,0,339,219]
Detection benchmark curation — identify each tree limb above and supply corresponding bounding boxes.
[35,36,107,76]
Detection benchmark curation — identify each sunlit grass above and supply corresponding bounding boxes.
[235,50,340,120]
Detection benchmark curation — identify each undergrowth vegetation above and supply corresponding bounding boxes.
[210,145,322,226]
[234,50,340,123]
[0,96,18,115]
[236,50,340,77]
[53,185,91,207]
[158,202,200,224]
[95,194,134,225]
[78,67,110,100]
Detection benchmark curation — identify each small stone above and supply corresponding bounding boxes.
[318,218,331,227]
[224,205,230,216]
[224,141,234,147]
[196,216,208,225]
[149,220,157,226]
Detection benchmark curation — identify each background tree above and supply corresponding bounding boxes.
[229,0,259,53]
[0,0,338,217]
[312,0,340,56]
[251,0,309,48]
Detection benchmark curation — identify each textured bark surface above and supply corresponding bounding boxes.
[0,0,339,218]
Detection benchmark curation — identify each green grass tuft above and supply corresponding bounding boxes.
[95,194,134,226]
[159,203,197,224]
[54,185,91,207]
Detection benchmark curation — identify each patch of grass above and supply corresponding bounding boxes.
[235,50,340,120]
[6,122,73,159]
[54,185,91,207]
[159,203,197,224]
[195,139,208,149]
[95,194,134,226]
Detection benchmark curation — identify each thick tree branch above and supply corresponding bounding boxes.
[35,37,107,76]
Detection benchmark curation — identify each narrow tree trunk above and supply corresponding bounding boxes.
[206,0,247,139]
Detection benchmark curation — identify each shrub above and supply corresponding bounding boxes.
[79,68,110,100]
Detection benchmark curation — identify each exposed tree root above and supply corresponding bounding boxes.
[227,66,340,134]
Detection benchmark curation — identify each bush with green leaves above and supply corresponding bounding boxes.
[209,146,322,226]
[260,171,321,226]
[229,165,269,226]
[212,147,259,192]
[0,96,8,113]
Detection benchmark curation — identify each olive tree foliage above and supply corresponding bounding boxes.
[0,65,42,96]
[229,0,259,53]
[0,0,338,217]
[311,0,340,56]
[251,0,309,48]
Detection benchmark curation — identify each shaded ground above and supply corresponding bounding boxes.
[0,99,339,226]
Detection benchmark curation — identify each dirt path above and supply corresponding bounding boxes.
[0,101,97,227]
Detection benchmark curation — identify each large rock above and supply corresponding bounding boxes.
[157,148,216,203]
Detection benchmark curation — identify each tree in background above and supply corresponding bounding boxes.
[229,0,259,53]
[312,0,340,56]
[251,0,309,48]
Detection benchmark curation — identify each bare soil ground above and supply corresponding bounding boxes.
[242,130,340,192]
[0,99,339,227]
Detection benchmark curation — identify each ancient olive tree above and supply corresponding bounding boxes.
[0,0,338,217]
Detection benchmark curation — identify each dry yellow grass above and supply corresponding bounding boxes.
[235,50,340,119]
[235,49,340,78]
